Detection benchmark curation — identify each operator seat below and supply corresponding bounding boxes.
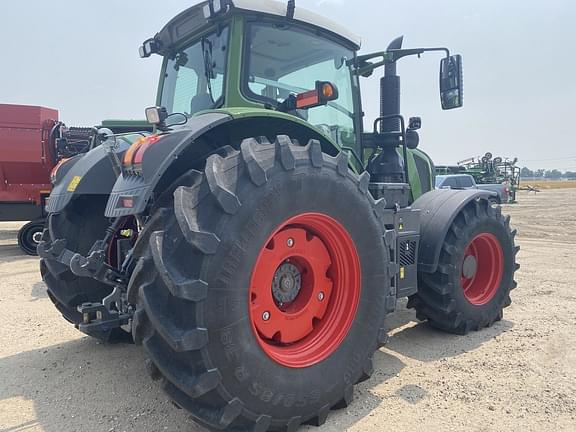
[190,94,214,114]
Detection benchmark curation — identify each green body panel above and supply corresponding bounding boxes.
[215,107,340,143]
[396,147,435,201]
[100,119,150,128]
[411,148,435,199]
[213,106,335,130]
[406,150,422,200]
[99,119,152,134]
[224,17,262,109]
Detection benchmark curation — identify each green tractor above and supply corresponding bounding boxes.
[39,1,519,430]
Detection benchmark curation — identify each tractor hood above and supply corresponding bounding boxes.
[151,0,361,56]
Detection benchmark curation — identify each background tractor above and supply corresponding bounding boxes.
[38,1,519,430]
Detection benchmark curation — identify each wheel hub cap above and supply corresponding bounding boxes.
[272,263,302,304]
[462,255,478,279]
[32,231,43,244]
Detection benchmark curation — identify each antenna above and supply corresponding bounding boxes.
[287,0,295,19]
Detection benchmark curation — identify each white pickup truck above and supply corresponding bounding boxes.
[435,174,511,204]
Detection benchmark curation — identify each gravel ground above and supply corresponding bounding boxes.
[1,189,575,432]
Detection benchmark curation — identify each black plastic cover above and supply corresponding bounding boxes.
[45,143,131,213]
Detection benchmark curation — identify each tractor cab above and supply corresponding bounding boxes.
[144,0,362,153]
[141,0,463,202]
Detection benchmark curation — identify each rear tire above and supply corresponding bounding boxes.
[129,136,392,431]
[409,198,519,335]
[18,220,45,255]
[40,196,132,343]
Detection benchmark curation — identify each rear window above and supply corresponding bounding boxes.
[440,177,458,188]
[457,176,474,188]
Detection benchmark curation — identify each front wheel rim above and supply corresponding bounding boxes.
[249,213,361,368]
[461,233,504,305]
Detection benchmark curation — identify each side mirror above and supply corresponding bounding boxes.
[440,55,464,110]
[165,113,188,127]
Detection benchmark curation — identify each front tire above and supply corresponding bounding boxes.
[130,136,392,431]
[409,198,519,335]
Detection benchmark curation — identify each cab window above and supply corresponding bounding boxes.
[160,26,229,115]
[243,22,358,151]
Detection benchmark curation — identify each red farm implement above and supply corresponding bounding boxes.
[0,104,59,254]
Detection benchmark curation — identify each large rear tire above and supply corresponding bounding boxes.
[40,196,132,343]
[129,136,392,431]
[409,198,519,335]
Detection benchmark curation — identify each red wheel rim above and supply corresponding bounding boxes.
[249,213,361,368]
[461,233,504,305]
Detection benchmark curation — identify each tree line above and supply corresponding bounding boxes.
[520,168,576,180]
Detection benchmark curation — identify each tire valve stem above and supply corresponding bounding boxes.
[318,292,325,301]
[262,311,271,321]
[287,238,294,247]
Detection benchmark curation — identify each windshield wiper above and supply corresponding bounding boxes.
[201,37,216,106]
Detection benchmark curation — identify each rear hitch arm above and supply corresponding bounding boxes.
[69,244,129,289]
[37,238,77,264]
[39,238,130,289]
[68,216,133,287]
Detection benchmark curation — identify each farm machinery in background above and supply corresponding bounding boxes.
[436,152,521,202]
[0,103,150,254]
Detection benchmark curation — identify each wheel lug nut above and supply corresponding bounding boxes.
[262,311,271,321]
[287,238,294,248]
[318,292,325,301]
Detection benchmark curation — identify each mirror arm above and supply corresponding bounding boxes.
[352,47,451,76]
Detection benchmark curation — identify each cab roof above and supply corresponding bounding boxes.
[155,0,361,55]
[231,0,361,48]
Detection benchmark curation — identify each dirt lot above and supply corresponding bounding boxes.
[1,189,575,432]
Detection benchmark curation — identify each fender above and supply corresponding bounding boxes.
[105,112,233,217]
[46,141,131,213]
[412,189,494,274]
[105,110,344,217]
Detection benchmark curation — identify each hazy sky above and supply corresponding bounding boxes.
[2,0,575,169]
